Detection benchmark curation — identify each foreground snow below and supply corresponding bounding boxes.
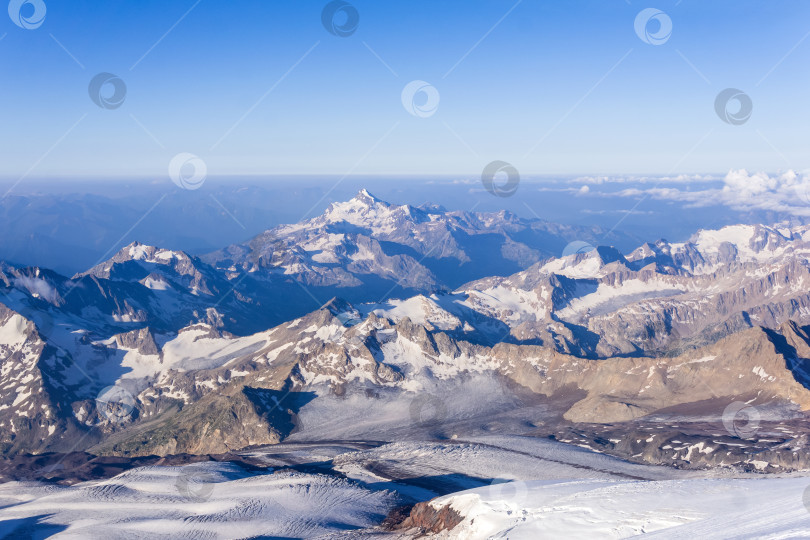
[0,462,396,539]
[0,439,808,539]
[432,476,810,539]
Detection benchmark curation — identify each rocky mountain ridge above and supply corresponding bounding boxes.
[3,294,810,472]
[2,192,810,473]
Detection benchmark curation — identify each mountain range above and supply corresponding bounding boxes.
[2,191,810,473]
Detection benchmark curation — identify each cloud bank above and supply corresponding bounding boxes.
[595,169,810,216]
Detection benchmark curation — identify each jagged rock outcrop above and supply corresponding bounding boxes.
[395,501,463,534]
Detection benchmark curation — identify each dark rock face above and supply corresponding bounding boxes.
[395,501,464,534]
[113,327,159,356]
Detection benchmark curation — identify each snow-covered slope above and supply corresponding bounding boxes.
[449,223,810,357]
[425,476,810,539]
[3,439,805,539]
[0,462,397,539]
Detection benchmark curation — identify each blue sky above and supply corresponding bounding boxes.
[2,0,809,178]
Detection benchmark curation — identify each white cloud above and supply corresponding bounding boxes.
[595,169,810,216]
[572,173,717,185]
[14,276,59,304]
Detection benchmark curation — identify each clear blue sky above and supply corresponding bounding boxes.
[2,0,808,178]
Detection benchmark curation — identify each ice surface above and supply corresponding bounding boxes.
[0,462,397,539]
[0,436,806,538]
[432,476,810,539]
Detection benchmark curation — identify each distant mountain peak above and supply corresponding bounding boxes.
[318,189,396,227]
[352,189,386,206]
[120,243,189,264]
[75,242,197,280]
[356,188,378,199]
[417,201,446,213]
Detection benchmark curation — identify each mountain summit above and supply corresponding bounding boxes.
[202,189,639,309]
[354,188,386,205]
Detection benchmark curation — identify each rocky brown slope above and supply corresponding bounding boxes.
[4,292,806,470]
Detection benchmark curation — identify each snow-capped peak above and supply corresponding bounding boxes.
[318,190,404,232]
[74,241,199,281]
[538,245,627,279]
[354,188,385,205]
[124,242,189,264]
[672,224,794,267]
[326,190,389,214]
